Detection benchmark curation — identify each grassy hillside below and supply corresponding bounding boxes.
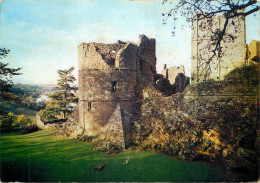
[0,130,223,182]
[0,101,37,121]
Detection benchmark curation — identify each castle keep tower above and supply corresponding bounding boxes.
[191,14,247,84]
[78,35,156,148]
[247,40,260,63]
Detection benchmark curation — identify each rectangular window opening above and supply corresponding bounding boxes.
[88,102,91,111]
[111,81,117,92]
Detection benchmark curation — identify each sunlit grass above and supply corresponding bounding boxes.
[0,130,223,182]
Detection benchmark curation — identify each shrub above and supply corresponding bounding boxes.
[38,108,59,121]
[0,112,16,129]
[15,114,33,128]
[20,124,39,134]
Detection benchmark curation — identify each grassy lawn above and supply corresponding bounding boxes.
[0,130,224,182]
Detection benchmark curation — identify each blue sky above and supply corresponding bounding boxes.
[0,0,259,84]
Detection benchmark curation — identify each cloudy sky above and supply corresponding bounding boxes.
[0,0,259,84]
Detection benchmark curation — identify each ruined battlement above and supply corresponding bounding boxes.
[78,35,156,72]
[78,42,127,70]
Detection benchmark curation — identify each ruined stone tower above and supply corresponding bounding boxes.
[191,14,247,84]
[161,64,186,85]
[247,40,260,63]
[78,35,156,148]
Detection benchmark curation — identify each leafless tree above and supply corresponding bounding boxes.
[163,0,260,80]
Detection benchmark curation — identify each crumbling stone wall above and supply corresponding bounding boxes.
[134,64,259,181]
[137,35,156,74]
[78,35,156,148]
[55,106,84,139]
[191,14,247,84]
[36,115,66,129]
[161,64,168,79]
[173,73,190,93]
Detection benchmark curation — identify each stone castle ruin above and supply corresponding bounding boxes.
[162,64,185,84]
[77,35,190,148]
[161,64,190,93]
[78,35,157,148]
[53,20,258,181]
[191,14,247,84]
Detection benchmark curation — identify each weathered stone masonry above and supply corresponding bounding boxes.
[191,14,247,83]
[78,35,156,148]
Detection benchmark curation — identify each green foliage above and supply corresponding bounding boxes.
[0,112,17,129]
[40,67,77,119]
[20,124,39,134]
[194,64,259,95]
[0,48,22,101]
[38,108,59,121]
[8,84,48,111]
[10,84,42,98]
[225,63,259,95]
[225,64,259,83]
[19,96,46,111]
[15,114,33,128]
[0,101,37,117]
[251,56,260,63]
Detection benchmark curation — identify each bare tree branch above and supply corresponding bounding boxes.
[162,0,259,80]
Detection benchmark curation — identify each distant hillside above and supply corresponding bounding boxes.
[0,101,37,121]
[36,83,78,88]
[10,84,57,96]
[35,84,57,89]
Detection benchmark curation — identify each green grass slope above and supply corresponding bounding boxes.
[0,130,223,182]
[0,101,37,121]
